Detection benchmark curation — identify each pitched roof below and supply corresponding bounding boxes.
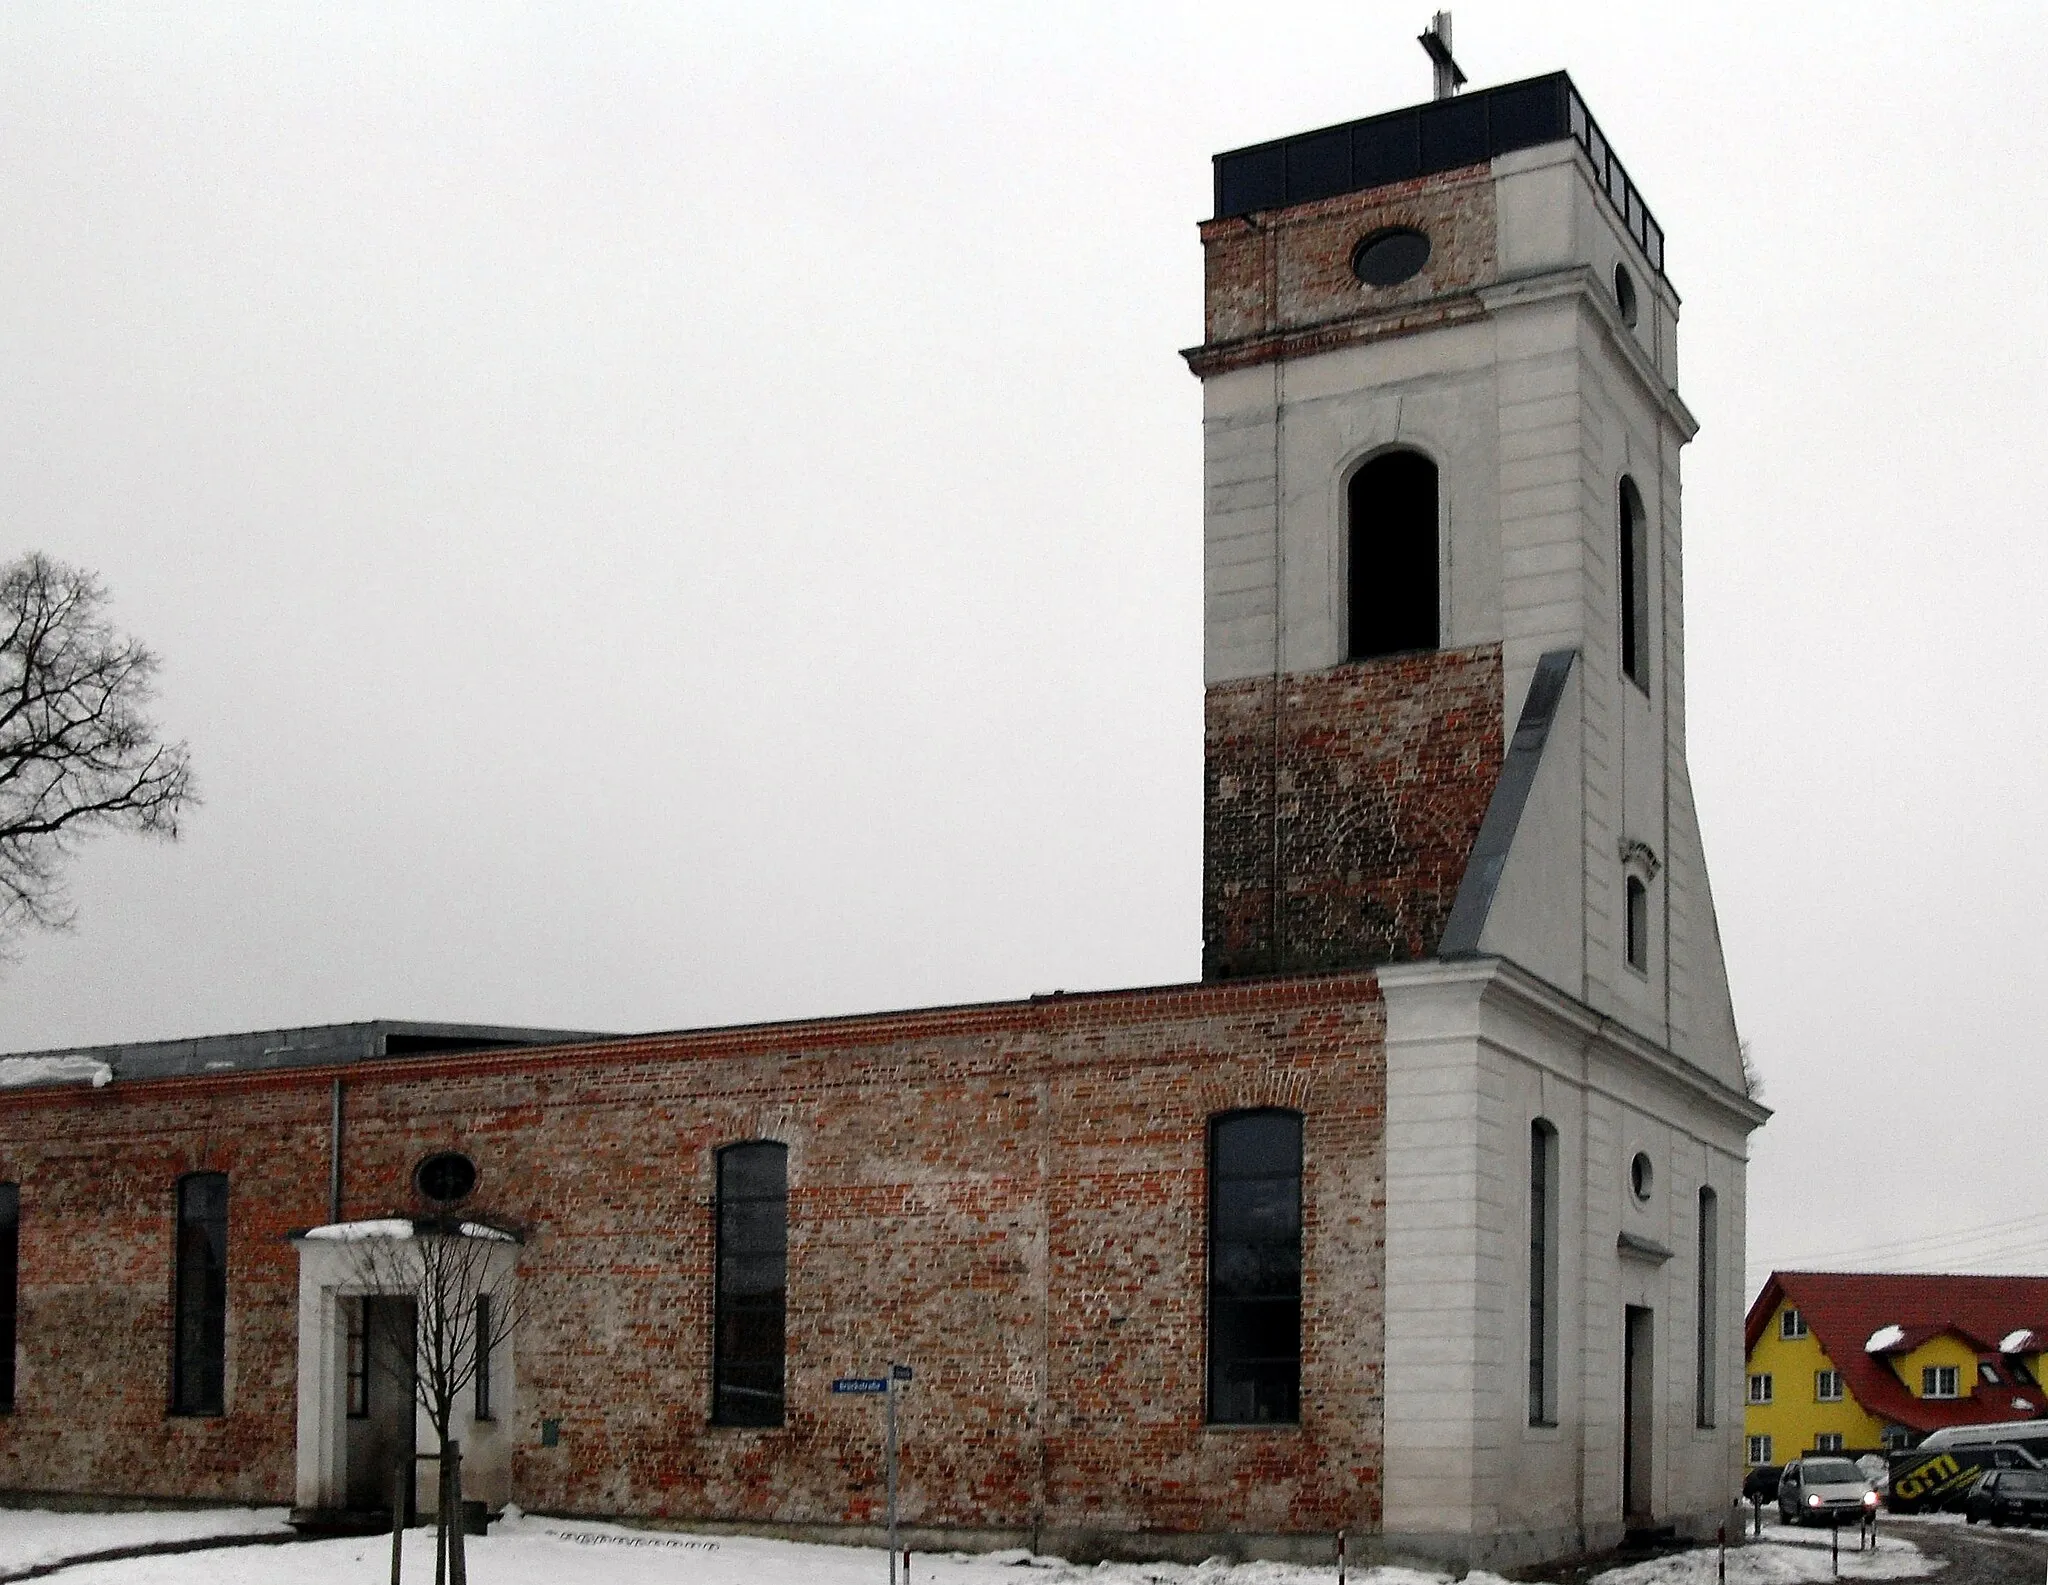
[1748,1272,2048,1433]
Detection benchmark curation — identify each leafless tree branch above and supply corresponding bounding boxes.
[0,551,196,947]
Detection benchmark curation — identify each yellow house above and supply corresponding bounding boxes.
[1743,1272,2048,1466]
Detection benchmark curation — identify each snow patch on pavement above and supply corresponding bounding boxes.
[0,1505,289,1573]
[17,1510,1937,1585]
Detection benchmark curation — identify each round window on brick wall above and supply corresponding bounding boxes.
[1630,1151,1654,1202]
[1352,227,1432,288]
[414,1151,478,1205]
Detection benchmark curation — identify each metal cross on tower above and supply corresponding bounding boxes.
[1418,11,1468,100]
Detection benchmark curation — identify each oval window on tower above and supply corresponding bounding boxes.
[1614,263,1639,328]
[1352,227,1432,288]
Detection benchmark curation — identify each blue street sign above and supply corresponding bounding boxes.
[832,1377,888,1394]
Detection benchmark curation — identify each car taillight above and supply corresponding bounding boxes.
[1809,1495,1823,1507]
[1863,1492,1879,1507]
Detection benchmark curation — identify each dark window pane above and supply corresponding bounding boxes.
[0,1184,16,1412]
[1348,451,1440,660]
[173,1173,228,1415]
[1208,1111,1302,1425]
[714,1143,786,1427]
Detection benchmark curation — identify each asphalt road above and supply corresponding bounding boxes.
[1902,1519,2048,1585]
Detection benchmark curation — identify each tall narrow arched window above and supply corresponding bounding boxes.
[1696,1186,1719,1427]
[0,1183,16,1413]
[1348,450,1440,660]
[1625,874,1650,973]
[1528,1120,1559,1425]
[713,1141,787,1427]
[1619,476,1649,691]
[172,1172,228,1415]
[1207,1109,1302,1424]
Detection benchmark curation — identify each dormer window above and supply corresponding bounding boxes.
[1923,1365,1960,1399]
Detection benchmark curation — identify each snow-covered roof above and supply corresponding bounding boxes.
[0,1055,112,1090]
[2002,1328,2037,1354]
[299,1219,415,1242]
[294,1216,521,1244]
[1866,1323,1906,1353]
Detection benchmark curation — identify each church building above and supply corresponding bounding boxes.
[0,65,1763,1570]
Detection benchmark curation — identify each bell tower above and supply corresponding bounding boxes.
[1187,71,1740,1080]
[1186,73,1765,1565]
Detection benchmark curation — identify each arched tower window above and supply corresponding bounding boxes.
[1619,476,1649,691]
[1624,874,1650,973]
[713,1141,787,1427]
[1347,450,1440,660]
[1207,1109,1302,1424]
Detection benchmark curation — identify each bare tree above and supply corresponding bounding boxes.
[348,1217,529,1585]
[0,552,195,945]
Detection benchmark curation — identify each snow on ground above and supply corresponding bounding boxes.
[0,1505,289,1573]
[15,1511,1939,1585]
[1597,1521,1936,1585]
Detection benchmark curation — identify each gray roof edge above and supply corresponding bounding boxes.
[0,1020,621,1082]
[1438,647,1578,958]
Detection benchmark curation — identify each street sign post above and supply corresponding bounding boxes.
[836,1365,912,1585]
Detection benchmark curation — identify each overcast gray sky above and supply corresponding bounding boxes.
[3,2,2044,1300]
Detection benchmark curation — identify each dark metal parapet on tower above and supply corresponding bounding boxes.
[1212,70,1665,278]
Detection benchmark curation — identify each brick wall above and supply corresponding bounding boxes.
[1189,166,1499,378]
[1204,645,1504,980]
[0,976,1386,1551]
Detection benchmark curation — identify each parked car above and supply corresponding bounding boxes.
[1743,1465,1783,1505]
[1963,1468,2048,1527]
[1778,1457,1881,1525]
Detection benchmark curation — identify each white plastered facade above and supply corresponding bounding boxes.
[291,1229,519,1519]
[1198,139,1765,1564]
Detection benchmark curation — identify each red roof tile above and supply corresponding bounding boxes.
[1746,1272,2048,1434]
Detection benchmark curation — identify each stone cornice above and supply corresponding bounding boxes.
[1377,953,1770,1132]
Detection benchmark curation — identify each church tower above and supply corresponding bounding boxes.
[1187,71,1767,1564]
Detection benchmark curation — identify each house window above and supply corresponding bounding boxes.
[1816,1369,1843,1402]
[1530,1120,1559,1426]
[713,1141,787,1427]
[1781,1308,1807,1340]
[1625,875,1650,972]
[1347,450,1440,661]
[473,1294,493,1422]
[1922,1365,1959,1399]
[2012,1360,2037,1386]
[1208,1109,1303,1425]
[1748,1372,1773,1404]
[1980,1362,2002,1386]
[172,1173,228,1415]
[1618,475,1649,691]
[345,1297,368,1418]
[1748,1434,1773,1466]
[0,1184,16,1413]
[1816,1432,1845,1453]
[1884,1426,1913,1451]
[1696,1187,1718,1427]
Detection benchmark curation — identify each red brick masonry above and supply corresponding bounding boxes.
[1204,646,1505,979]
[0,975,1386,1551]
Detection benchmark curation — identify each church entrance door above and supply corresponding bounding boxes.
[343,1295,418,1516]
[1622,1305,1654,1523]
